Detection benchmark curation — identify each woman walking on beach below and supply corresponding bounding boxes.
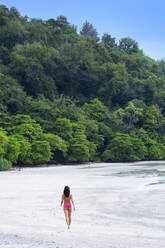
[61,186,75,229]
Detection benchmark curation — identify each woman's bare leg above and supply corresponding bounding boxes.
[64,209,69,227]
[68,209,72,228]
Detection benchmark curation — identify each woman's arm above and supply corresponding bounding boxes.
[60,195,64,207]
[71,195,75,211]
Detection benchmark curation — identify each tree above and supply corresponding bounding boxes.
[80,119,104,150]
[9,7,20,18]
[68,126,90,162]
[12,122,43,142]
[0,157,12,171]
[15,135,32,164]
[98,63,129,107]
[5,135,21,164]
[102,133,147,161]
[83,98,110,123]
[102,33,116,51]
[80,21,99,42]
[119,37,139,54]
[56,16,69,28]
[137,128,165,160]
[0,5,10,26]
[0,6,24,49]
[31,140,51,164]
[143,105,163,132]
[0,128,8,157]
[112,101,144,131]
[46,15,79,46]
[147,142,165,160]
[0,74,27,114]
[9,43,58,99]
[53,118,73,141]
[0,45,10,65]
[43,133,68,162]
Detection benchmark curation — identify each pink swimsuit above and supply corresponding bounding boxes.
[64,204,71,210]
[63,194,72,210]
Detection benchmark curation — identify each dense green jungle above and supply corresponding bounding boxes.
[1,5,165,170]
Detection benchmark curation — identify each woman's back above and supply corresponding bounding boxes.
[63,194,72,204]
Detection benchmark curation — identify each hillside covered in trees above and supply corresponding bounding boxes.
[1,4,165,169]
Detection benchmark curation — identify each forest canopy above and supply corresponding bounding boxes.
[1,4,165,169]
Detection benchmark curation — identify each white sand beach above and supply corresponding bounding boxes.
[0,162,165,248]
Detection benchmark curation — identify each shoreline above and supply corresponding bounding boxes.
[11,160,165,171]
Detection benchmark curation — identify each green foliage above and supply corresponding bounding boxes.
[31,140,51,164]
[80,21,99,42]
[112,101,144,131]
[83,98,110,122]
[136,128,165,160]
[0,156,12,171]
[0,74,27,114]
[16,135,32,164]
[102,133,147,161]
[12,121,43,141]
[5,135,21,164]
[68,126,90,162]
[9,43,58,99]
[143,105,163,132]
[98,62,129,107]
[43,133,67,161]
[102,33,117,51]
[119,37,139,54]
[87,141,97,161]
[147,143,165,160]
[1,4,165,164]
[80,119,104,150]
[53,118,72,141]
[0,128,8,157]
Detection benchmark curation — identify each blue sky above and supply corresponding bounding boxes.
[1,0,165,60]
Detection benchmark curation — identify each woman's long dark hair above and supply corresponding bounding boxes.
[64,186,70,197]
